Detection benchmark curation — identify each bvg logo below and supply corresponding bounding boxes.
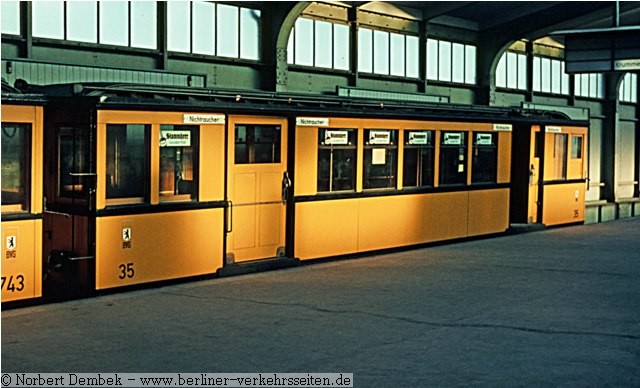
[122,227,132,249]
[5,235,17,259]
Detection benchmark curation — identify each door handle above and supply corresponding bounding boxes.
[226,200,233,234]
[282,171,292,204]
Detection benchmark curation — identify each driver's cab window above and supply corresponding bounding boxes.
[58,127,90,199]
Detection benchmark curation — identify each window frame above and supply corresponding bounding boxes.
[1,122,31,213]
[402,130,435,189]
[439,131,468,186]
[317,128,357,193]
[363,129,398,190]
[159,124,200,202]
[105,124,150,206]
[471,132,498,184]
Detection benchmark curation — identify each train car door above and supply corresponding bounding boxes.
[42,108,96,298]
[226,116,289,263]
[510,125,542,224]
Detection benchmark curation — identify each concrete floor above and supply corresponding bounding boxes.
[2,218,639,387]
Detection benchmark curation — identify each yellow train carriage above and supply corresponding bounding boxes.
[293,118,513,260]
[1,99,45,302]
[2,83,590,304]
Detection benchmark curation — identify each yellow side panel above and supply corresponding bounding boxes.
[1,219,42,302]
[497,132,512,184]
[358,192,469,252]
[542,182,586,226]
[294,200,359,260]
[199,124,225,201]
[95,209,223,289]
[294,127,318,196]
[468,189,510,236]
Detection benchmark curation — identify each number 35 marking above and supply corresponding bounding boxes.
[118,263,135,279]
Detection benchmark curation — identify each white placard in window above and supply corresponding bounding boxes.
[476,133,493,145]
[408,132,429,145]
[160,131,191,147]
[369,130,391,145]
[183,114,225,124]
[297,117,330,126]
[443,133,462,145]
[372,148,386,165]
[324,130,349,145]
[545,126,562,133]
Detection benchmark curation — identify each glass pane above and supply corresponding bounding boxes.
[581,73,590,98]
[168,1,191,52]
[32,1,64,39]
[390,32,405,76]
[517,53,527,90]
[1,123,30,210]
[234,125,281,164]
[58,127,90,199]
[406,35,419,78]
[67,1,98,43]
[438,40,451,81]
[506,52,517,89]
[318,129,356,192]
[106,124,148,199]
[334,24,350,70]
[100,1,129,46]
[589,73,598,98]
[472,133,497,184]
[631,74,638,103]
[295,18,314,66]
[465,45,476,84]
[439,132,467,186]
[287,28,295,64]
[496,53,507,88]
[364,130,397,190]
[314,20,333,68]
[403,131,434,188]
[574,74,582,96]
[561,61,570,95]
[130,1,156,49]
[532,57,541,92]
[553,133,568,180]
[426,39,438,80]
[452,43,464,83]
[159,125,198,200]
[193,1,215,55]
[551,59,561,94]
[597,73,604,99]
[358,28,373,73]
[571,136,582,159]
[541,57,551,93]
[1,1,20,35]
[217,4,239,58]
[240,8,260,60]
[373,30,390,75]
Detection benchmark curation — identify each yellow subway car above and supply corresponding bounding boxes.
[1,95,45,302]
[2,84,589,305]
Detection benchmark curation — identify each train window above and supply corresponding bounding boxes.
[106,124,149,202]
[235,125,281,164]
[571,136,583,159]
[58,127,90,199]
[403,131,434,188]
[552,133,568,180]
[439,131,468,186]
[317,129,356,192]
[471,132,498,184]
[363,130,398,190]
[159,125,199,201]
[1,123,30,212]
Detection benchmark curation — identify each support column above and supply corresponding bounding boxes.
[600,73,623,202]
